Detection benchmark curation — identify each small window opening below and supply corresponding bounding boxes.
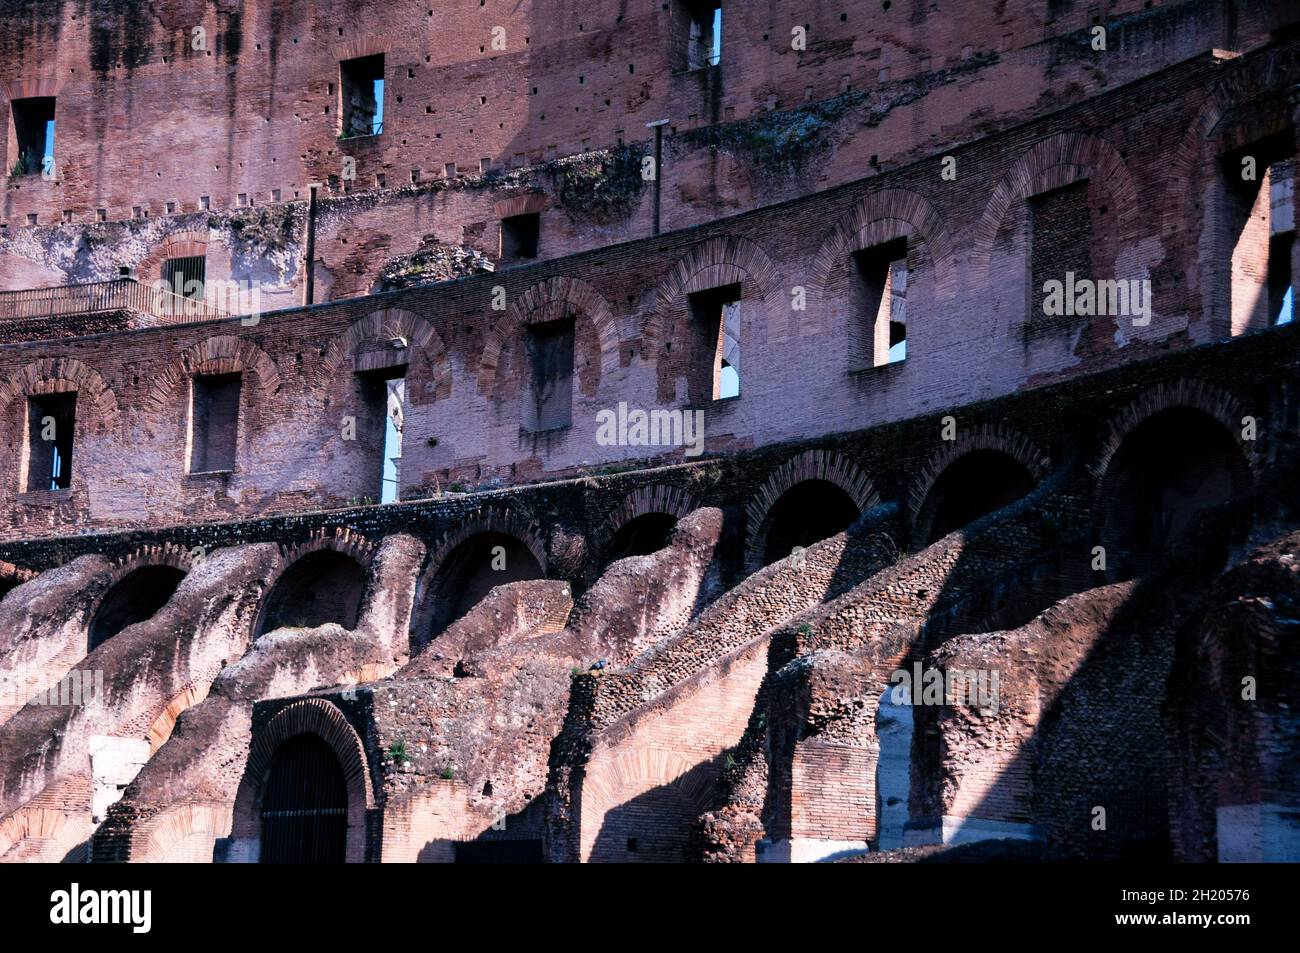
[688,283,741,400]
[358,366,406,504]
[501,212,540,260]
[853,237,908,367]
[340,54,385,138]
[523,317,575,431]
[9,97,55,177]
[1268,159,1294,327]
[26,392,75,491]
[162,255,206,301]
[190,373,241,473]
[684,3,722,70]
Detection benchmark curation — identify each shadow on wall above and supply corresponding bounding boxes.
[422,532,545,644]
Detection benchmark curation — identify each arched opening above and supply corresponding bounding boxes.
[1101,408,1248,574]
[918,450,1036,546]
[259,734,348,863]
[429,532,545,636]
[605,513,678,564]
[88,566,187,651]
[760,480,860,566]
[0,578,22,603]
[258,550,367,636]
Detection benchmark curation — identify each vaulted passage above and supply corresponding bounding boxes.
[605,513,678,564]
[1101,408,1249,573]
[258,550,367,636]
[429,533,544,636]
[259,734,348,864]
[761,480,860,566]
[88,566,186,651]
[918,450,1037,546]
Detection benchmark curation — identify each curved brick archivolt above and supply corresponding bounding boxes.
[108,542,196,579]
[593,485,700,554]
[137,230,219,285]
[477,275,620,399]
[230,697,372,863]
[0,356,121,433]
[1091,378,1257,490]
[131,803,234,863]
[969,132,1139,279]
[642,234,782,354]
[423,508,549,583]
[907,425,1051,533]
[809,188,958,308]
[745,449,879,571]
[321,307,452,399]
[142,334,282,414]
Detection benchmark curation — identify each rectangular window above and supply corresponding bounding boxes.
[688,283,741,400]
[501,213,540,260]
[162,255,206,301]
[357,367,406,503]
[1269,159,1294,327]
[190,373,241,473]
[684,2,722,70]
[340,54,385,138]
[523,318,575,431]
[26,393,75,491]
[9,97,55,177]
[854,238,908,367]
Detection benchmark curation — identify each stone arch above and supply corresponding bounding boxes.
[746,450,879,571]
[642,234,782,354]
[908,425,1050,549]
[477,275,620,399]
[254,528,378,637]
[88,545,194,652]
[230,698,373,864]
[969,132,1140,279]
[129,803,234,863]
[593,485,700,563]
[418,507,549,638]
[1091,379,1256,485]
[1091,381,1254,572]
[580,745,718,862]
[809,188,958,305]
[320,307,452,399]
[0,356,121,433]
[141,334,282,414]
[1159,50,1300,239]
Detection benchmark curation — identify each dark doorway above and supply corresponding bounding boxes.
[1101,408,1247,574]
[260,734,348,863]
[919,450,1036,546]
[258,550,367,636]
[88,566,186,651]
[761,480,861,566]
[606,513,678,564]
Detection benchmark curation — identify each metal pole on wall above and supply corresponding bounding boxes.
[647,119,669,237]
[303,184,319,306]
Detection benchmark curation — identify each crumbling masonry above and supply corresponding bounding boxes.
[0,1,1297,862]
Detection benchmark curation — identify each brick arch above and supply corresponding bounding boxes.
[127,802,234,863]
[907,424,1050,536]
[0,356,121,433]
[0,559,36,588]
[2,77,61,102]
[423,508,549,582]
[746,449,879,571]
[493,193,549,219]
[477,276,620,399]
[642,234,782,353]
[592,485,700,555]
[969,132,1139,279]
[142,334,282,414]
[108,542,196,578]
[271,527,379,579]
[0,807,69,857]
[333,38,387,62]
[230,698,373,864]
[809,188,957,305]
[1090,379,1257,488]
[578,745,717,862]
[1158,50,1300,238]
[137,229,212,281]
[321,307,452,396]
